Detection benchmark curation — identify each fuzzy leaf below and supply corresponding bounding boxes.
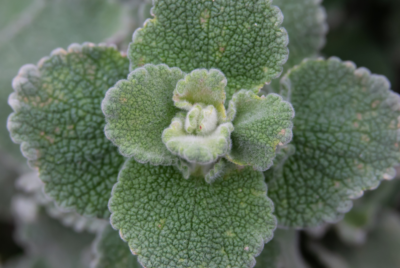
[92,225,142,268]
[0,0,127,161]
[173,69,227,121]
[227,90,294,171]
[109,159,276,268]
[102,64,184,165]
[162,113,234,164]
[7,43,129,218]
[266,58,400,227]
[129,0,288,99]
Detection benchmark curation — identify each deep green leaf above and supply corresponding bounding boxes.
[227,90,294,171]
[129,0,288,99]
[102,64,185,165]
[92,225,142,268]
[266,58,400,227]
[110,159,276,268]
[8,43,129,218]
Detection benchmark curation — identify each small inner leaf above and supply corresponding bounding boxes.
[7,43,129,218]
[162,113,234,164]
[173,68,227,121]
[227,90,294,171]
[102,64,185,165]
[109,159,276,268]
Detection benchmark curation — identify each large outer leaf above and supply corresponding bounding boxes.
[102,64,184,165]
[266,58,400,227]
[92,225,142,268]
[0,0,126,161]
[8,43,129,218]
[110,159,276,268]
[129,0,288,99]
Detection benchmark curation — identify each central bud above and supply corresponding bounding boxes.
[162,69,235,165]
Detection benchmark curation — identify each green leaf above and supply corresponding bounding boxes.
[102,64,184,165]
[129,0,289,99]
[227,90,294,171]
[255,229,309,268]
[8,43,129,218]
[262,0,328,93]
[162,113,234,164]
[12,203,94,268]
[109,159,276,268]
[274,0,327,69]
[173,69,227,121]
[266,58,400,227]
[0,0,127,161]
[92,225,142,268]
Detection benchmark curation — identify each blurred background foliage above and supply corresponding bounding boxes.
[0,0,399,267]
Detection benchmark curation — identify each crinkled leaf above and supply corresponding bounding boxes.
[162,113,234,164]
[227,90,294,171]
[0,0,126,160]
[129,0,288,99]
[173,69,227,120]
[110,159,276,268]
[266,58,400,227]
[92,225,142,268]
[102,64,184,165]
[8,43,129,218]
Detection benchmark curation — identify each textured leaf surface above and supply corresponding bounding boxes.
[8,44,129,218]
[0,0,125,160]
[162,113,234,164]
[173,69,227,120]
[110,159,276,268]
[92,225,142,268]
[266,58,400,227]
[227,91,294,171]
[129,0,288,99]
[103,64,184,165]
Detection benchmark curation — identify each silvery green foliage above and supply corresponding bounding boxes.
[5,0,400,267]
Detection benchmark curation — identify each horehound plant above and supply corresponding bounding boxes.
[6,0,400,267]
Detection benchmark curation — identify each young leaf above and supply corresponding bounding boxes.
[92,225,142,268]
[109,159,276,268]
[266,58,400,227]
[173,69,227,121]
[129,0,289,99]
[102,64,184,165]
[162,113,234,164]
[227,90,294,171]
[7,43,129,218]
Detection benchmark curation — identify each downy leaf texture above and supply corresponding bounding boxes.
[7,43,129,218]
[227,90,294,171]
[110,159,276,268]
[92,225,142,268]
[102,64,184,165]
[129,0,289,99]
[266,58,400,227]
